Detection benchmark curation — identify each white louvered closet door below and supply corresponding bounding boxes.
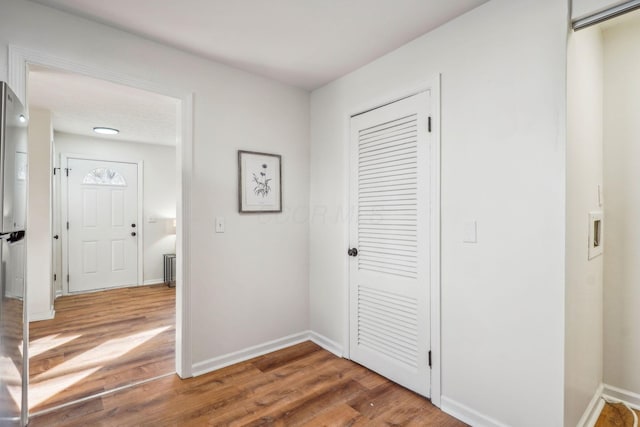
[349,91,431,397]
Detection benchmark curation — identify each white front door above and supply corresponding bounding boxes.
[66,158,138,293]
[349,91,432,397]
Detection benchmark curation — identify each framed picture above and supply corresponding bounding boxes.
[238,150,282,213]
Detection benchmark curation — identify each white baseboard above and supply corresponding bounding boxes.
[192,330,346,377]
[441,396,509,427]
[578,383,605,427]
[192,331,311,376]
[143,278,165,286]
[602,384,640,410]
[576,383,640,427]
[29,309,55,322]
[309,331,343,357]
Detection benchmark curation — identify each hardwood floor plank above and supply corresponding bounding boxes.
[249,341,322,373]
[243,380,367,426]
[350,365,389,391]
[348,382,450,426]
[35,402,104,427]
[29,342,466,427]
[301,403,363,426]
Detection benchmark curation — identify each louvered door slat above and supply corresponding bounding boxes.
[359,141,417,159]
[359,152,417,168]
[360,168,416,180]
[360,181,417,190]
[359,114,417,137]
[358,312,418,341]
[359,226,417,233]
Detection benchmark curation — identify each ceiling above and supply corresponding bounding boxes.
[30,0,488,90]
[28,65,179,146]
[26,1,488,145]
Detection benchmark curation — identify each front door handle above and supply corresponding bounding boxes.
[348,248,358,257]
[131,232,137,237]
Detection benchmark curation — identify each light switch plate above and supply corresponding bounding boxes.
[463,220,477,243]
[215,217,225,233]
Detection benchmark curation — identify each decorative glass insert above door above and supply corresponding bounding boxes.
[82,168,127,186]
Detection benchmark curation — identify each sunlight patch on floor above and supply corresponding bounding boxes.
[28,366,102,409]
[29,334,81,358]
[27,326,170,409]
[1,355,22,408]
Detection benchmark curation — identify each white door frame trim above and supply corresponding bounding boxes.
[343,75,442,407]
[59,154,144,294]
[7,45,194,381]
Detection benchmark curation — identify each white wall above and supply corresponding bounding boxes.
[0,0,310,368]
[54,132,177,286]
[26,107,53,321]
[602,14,640,395]
[572,0,631,20]
[309,1,567,426]
[565,26,604,426]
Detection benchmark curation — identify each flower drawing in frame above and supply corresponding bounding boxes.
[238,150,282,213]
[252,163,272,197]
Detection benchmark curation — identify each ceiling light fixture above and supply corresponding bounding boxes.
[93,127,119,135]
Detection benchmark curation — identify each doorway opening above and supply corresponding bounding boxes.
[18,60,189,415]
[567,6,640,426]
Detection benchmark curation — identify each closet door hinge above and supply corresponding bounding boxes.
[53,273,57,282]
[427,116,432,133]
[67,274,70,283]
[66,221,69,230]
[428,350,432,368]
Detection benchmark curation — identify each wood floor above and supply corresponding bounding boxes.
[29,341,465,426]
[596,401,640,427]
[29,284,175,413]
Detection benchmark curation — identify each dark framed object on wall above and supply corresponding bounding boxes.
[238,150,282,213]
